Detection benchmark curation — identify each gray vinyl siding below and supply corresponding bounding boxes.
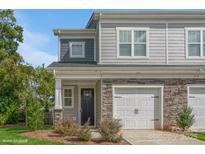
[168,23,205,65]
[100,21,205,65]
[60,39,95,63]
[100,23,166,64]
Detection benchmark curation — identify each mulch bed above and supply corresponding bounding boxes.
[21,130,129,145]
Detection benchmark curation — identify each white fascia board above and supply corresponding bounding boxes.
[99,13,205,20]
[48,66,205,72]
[55,73,205,80]
[53,68,205,79]
[100,19,205,24]
[53,29,96,35]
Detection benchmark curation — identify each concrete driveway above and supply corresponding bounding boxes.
[122,130,205,145]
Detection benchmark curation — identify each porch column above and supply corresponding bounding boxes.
[54,79,63,126]
[55,78,62,109]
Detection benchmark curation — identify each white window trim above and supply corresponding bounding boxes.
[116,27,149,59]
[63,86,74,108]
[185,27,205,59]
[69,42,85,58]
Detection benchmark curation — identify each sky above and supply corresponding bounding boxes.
[15,9,94,66]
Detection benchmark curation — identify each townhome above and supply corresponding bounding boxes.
[48,11,205,130]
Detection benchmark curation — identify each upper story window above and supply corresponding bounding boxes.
[70,42,85,58]
[186,28,205,58]
[63,87,74,108]
[117,28,149,58]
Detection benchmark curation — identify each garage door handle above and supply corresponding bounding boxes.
[151,96,159,98]
[134,109,138,114]
[151,119,159,121]
[114,96,122,98]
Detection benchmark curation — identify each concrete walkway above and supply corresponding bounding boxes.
[122,130,205,145]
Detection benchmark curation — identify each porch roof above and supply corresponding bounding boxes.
[47,62,205,71]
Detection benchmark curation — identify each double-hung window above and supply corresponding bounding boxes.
[186,28,205,58]
[70,42,85,58]
[117,28,149,58]
[63,87,74,108]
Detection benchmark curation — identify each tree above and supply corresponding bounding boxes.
[24,64,55,129]
[0,10,55,128]
[0,9,23,56]
[0,10,26,124]
[33,65,55,112]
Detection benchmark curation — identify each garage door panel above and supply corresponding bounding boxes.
[114,87,161,129]
[188,87,205,129]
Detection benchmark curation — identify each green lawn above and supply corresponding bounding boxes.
[0,126,64,145]
[185,132,205,141]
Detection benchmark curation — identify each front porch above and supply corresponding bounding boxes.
[54,79,101,127]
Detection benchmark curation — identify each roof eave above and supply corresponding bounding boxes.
[53,29,96,36]
[86,11,205,27]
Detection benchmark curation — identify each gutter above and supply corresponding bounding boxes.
[47,65,205,72]
[165,22,169,64]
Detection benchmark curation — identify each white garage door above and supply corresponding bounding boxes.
[188,87,205,129]
[113,87,162,129]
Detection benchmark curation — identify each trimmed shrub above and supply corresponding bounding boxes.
[98,119,122,142]
[177,106,195,131]
[78,119,91,141]
[55,119,79,136]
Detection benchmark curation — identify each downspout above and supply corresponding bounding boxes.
[58,37,60,61]
[98,13,102,64]
[53,69,56,125]
[165,22,169,65]
[100,71,103,123]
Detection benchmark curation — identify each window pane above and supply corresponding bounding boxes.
[188,31,200,43]
[188,44,200,56]
[203,31,205,43]
[119,31,131,43]
[64,98,72,107]
[119,44,131,56]
[64,89,72,97]
[134,31,146,42]
[134,44,146,56]
[204,44,205,56]
[72,44,83,56]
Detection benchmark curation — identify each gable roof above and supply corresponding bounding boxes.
[86,10,205,28]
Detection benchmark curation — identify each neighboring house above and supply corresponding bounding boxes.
[48,11,205,130]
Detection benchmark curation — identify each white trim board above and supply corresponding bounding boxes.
[98,19,102,64]
[59,35,95,40]
[101,19,205,24]
[112,85,164,129]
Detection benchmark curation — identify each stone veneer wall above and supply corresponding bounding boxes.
[54,109,63,127]
[101,79,205,129]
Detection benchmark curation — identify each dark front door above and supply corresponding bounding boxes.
[81,88,94,125]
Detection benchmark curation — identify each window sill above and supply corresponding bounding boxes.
[70,56,85,58]
[186,57,205,59]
